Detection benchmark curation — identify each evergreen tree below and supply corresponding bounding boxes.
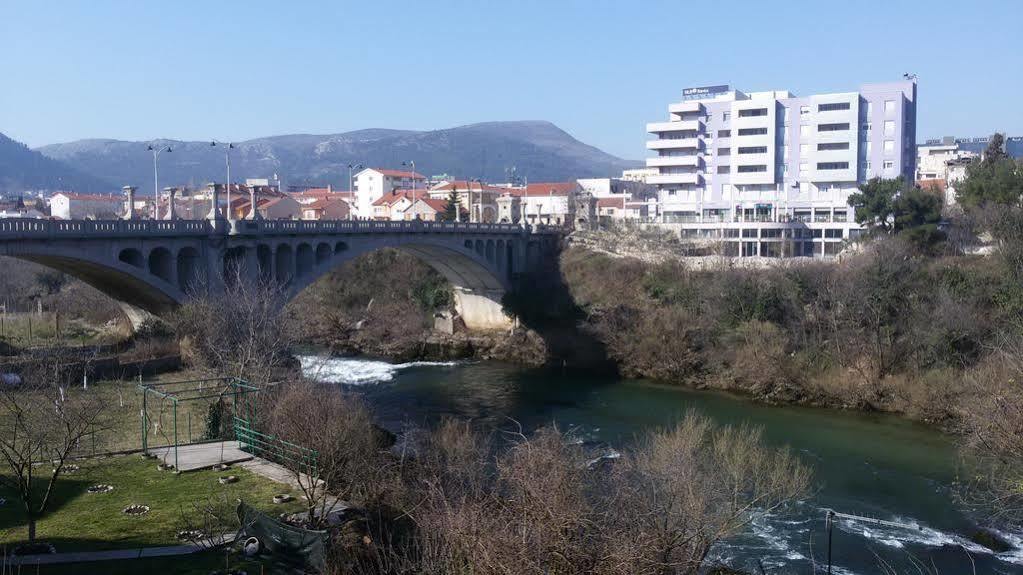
[848,176,904,232]
[442,188,460,221]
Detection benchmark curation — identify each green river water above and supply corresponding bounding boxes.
[299,355,1023,574]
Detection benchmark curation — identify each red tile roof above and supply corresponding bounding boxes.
[596,197,625,209]
[413,197,448,212]
[306,198,349,210]
[917,178,947,194]
[513,182,578,197]
[372,190,414,206]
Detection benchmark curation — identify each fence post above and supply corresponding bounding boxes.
[141,388,148,454]
[173,400,179,472]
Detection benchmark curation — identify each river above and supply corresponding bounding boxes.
[298,354,1023,574]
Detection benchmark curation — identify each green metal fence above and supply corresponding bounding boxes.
[233,416,319,477]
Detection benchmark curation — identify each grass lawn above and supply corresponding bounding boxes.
[0,454,306,553]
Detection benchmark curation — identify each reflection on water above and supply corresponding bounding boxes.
[298,354,1023,575]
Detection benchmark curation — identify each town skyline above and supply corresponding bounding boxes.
[2,0,1021,159]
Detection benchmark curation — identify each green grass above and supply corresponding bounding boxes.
[0,454,306,553]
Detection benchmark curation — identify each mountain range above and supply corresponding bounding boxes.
[7,121,641,194]
[0,133,113,194]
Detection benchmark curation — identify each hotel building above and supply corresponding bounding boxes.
[646,80,917,256]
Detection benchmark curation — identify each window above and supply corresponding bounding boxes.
[865,161,872,170]
[883,160,894,170]
[799,125,810,137]
[722,112,731,121]
[825,229,843,239]
[884,120,895,135]
[739,108,769,117]
[717,166,730,174]
[718,147,730,156]
[817,142,850,151]
[862,122,872,133]
[818,123,850,132]
[737,165,767,173]
[883,140,895,153]
[800,106,810,115]
[799,162,808,173]
[742,228,758,238]
[800,144,809,155]
[737,127,768,136]
[668,190,677,196]
[718,129,730,137]
[783,164,789,175]
[884,100,896,113]
[818,102,851,112]
[738,146,767,154]
[817,162,849,170]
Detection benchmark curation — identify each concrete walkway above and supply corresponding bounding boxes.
[4,535,236,566]
[151,440,253,472]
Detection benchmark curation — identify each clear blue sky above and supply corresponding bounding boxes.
[2,0,1020,159]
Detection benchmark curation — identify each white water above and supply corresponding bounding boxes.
[297,355,461,386]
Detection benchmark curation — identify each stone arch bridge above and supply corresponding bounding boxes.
[0,218,561,330]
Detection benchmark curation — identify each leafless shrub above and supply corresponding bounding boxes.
[264,382,389,528]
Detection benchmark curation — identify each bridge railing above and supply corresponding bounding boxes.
[0,217,563,239]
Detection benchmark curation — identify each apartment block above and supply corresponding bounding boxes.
[646,80,917,256]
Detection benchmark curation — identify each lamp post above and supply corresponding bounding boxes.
[402,160,417,220]
[347,163,363,220]
[210,141,235,220]
[146,143,172,215]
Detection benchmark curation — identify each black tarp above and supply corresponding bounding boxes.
[236,501,329,571]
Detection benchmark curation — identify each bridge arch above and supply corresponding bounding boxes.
[119,248,144,268]
[177,246,201,294]
[149,247,173,283]
[275,244,293,284]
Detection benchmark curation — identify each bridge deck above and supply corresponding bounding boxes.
[0,217,562,240]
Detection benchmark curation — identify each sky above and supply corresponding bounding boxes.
[1,0,1020,160]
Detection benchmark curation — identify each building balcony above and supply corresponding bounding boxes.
[647,120,704,134]
[646,138,701,150]
[647,173,704,185]
[669,101,704,115]
[646,156,702,168]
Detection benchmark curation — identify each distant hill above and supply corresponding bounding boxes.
[0,133,114,193]
[36,121,641,193]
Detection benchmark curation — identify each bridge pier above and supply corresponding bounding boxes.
[453,288,514,331]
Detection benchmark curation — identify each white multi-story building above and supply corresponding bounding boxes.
[353,168,425,219]
[50,192,124,220]
[646,80,917,257]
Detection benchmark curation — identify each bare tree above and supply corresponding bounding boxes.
[0,349,107,541]
[264,382,387,528]
[173,270,295,385]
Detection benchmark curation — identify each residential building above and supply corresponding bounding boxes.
[646,80,917,257]
[50,192,123,220]
[916,137,978,182]
[353,168,426,219]
[515,182,579,226]
[371,189,416,221]
[300,198,350,220]
[407,197,449,221]
[621,167,659,183]
[577,177,651,199]
[229,195,303,220]
[427,180,505,222]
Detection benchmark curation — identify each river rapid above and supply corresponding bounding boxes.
[298,354,1023,574]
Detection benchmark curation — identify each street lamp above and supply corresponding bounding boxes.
[210,141,235,220]
[398,159,415,219]
[146,143,172,216]
[347,163,363,220]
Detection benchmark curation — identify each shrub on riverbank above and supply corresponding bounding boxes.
[558,236,1015,424]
